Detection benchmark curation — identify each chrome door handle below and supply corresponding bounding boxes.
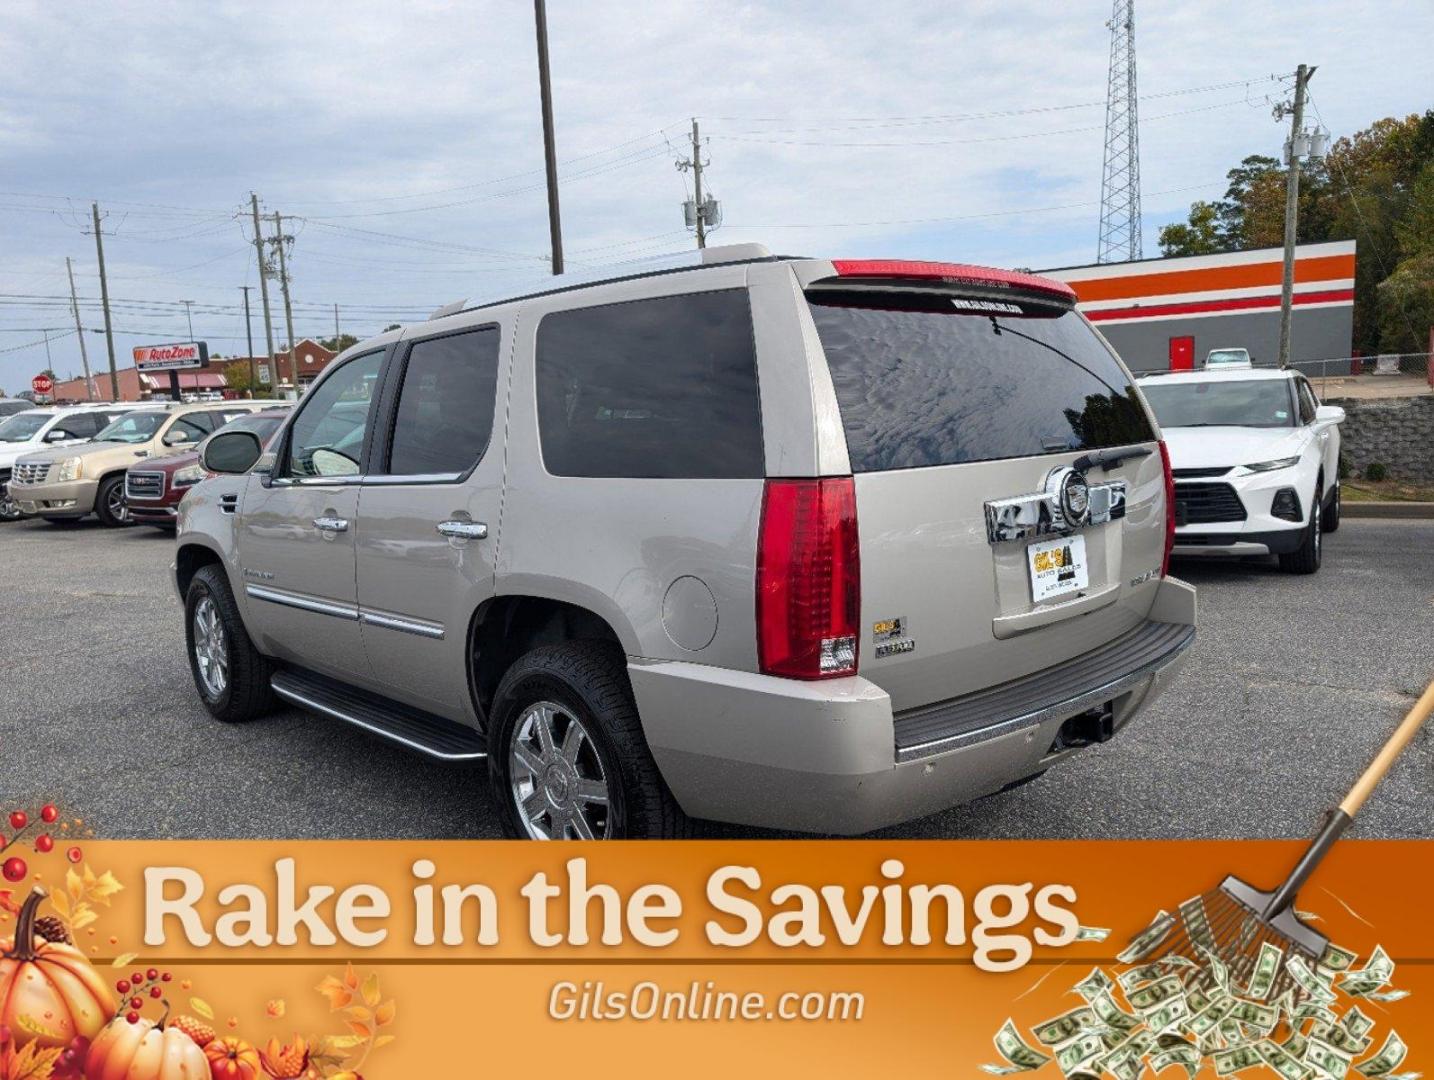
[313,516,349,533]
[436,520,488,540]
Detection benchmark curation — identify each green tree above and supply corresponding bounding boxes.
[319,333,360,353]
[1158,201,1223,256]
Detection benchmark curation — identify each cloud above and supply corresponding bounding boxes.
[0,0,1427,390]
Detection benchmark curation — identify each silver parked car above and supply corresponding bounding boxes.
[176,244,1196,838]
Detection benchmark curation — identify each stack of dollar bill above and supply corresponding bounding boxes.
[983,905,1414,1080]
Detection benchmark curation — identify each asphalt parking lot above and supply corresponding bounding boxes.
[1,517,1430,840]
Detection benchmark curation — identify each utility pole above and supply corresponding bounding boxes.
[65,257,94,401]
[181,299,195,339]
[691,119,707,249]
[1277,64,1315,369]
[533,0,564,275]
[334,303,341,350]
[240,286,256,396]
[91,202,119,400]
[676,119,718,249]
[268,212,299,388]
[249,194,277,385]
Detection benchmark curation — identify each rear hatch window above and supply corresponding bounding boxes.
[807,301,1154,472]
[800,266,1166,728]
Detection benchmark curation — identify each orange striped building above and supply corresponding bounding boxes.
[1042,240,1355,373]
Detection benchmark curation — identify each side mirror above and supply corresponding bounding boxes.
[201,430,263,475]
[163,429,193,446]
[1315,405,1345,424]
[43,429,72,443]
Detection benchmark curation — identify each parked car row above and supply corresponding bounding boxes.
[0,401,287,526]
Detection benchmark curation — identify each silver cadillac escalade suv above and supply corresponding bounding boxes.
[176,244,1196,838]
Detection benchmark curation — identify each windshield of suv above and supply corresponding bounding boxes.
[1140,379,1295,429]
[0,412,50,442]
[808,303,1155,472]
[94,411,167,443]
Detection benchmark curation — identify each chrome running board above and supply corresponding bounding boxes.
[271,668,486,761]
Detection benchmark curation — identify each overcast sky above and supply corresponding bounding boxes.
[1,0,1429,394]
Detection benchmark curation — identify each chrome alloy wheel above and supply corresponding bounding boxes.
[192,596,229,698]
[508,700,612,839]
[1313,497,1321,558]
[107,481,129,523]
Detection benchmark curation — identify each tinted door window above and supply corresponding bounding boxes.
[284,352,384,478]
[1296,380,1318,423]
[167,417,209,444]
[60,414,101,438]
[535,290,763,479]
[809,304,1154,472]
[388,327,501,476]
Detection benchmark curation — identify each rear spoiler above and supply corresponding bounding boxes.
[805,259,1077,316]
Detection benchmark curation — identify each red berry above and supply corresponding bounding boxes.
[40,805,59,824]
[116,980,130,994]
[146,968,159,981]
[131,972,143,985]
[161,972,172,982]
[66,846,82,864]
[126,1012,139,1024]
[129,997,143,1010]
[8,811,26,831]
[150,986,162,999]
[35,834,54,853]
[2,857,26,882]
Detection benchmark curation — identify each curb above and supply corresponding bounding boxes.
[1342,501,1434,519]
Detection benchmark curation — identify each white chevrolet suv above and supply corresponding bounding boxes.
[1138,368,1344,574]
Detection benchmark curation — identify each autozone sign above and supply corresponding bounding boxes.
[133,341,209,371]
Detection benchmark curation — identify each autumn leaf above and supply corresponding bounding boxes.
[71,908,98,931]
[265,999,285,1019]
[342,1006,371,1025]
[320,1035,365,1053]
[342,962,359,990]
[111,952,138,968]
[87,869,124,905]
[316,975,353,1011]
[0,890,19,917]
[44,891,68,920]
[189,997,215,1020]
[13,1014,64,1041]
[373,1000,395,1027]
[344,1020,372,1040]
[65,869,84,904]
[360,972,381,1008]
[2,1041,64,1080]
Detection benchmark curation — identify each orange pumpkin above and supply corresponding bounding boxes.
[204,1036,261,1080]
[0,887,114,1050]
[84,1015,208,1080]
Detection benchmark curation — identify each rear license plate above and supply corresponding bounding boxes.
[1027,534,1088,603]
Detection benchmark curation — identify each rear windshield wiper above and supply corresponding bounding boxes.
[1072,445,1153,473]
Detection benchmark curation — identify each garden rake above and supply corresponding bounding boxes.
[1137,678,1434,1002]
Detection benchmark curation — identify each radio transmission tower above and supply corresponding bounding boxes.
[1097,0,1142,263]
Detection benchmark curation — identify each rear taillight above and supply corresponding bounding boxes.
[1158,440,1176,577]
[756,477,860,679]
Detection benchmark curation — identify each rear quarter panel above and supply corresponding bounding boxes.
[497,265,766,669]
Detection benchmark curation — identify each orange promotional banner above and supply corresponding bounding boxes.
[0,838,1428,1077]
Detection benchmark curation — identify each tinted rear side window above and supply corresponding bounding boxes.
[389,327,501,475]
[536,290,763,479]
[809,305,1154,472]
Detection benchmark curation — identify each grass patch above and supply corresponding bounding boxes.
[1343,478,1434,502]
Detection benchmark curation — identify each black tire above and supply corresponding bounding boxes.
[0,485,20,522]
[184,564,276,722]
[488,641,691,840]
[1322,482,1341,533]
[1279,485,1323,574]
[93,474,130,527]
[41,517,82,525]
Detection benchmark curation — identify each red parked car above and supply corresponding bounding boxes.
[124,408,289,528]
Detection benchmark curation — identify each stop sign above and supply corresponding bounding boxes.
[31,374,53,395]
